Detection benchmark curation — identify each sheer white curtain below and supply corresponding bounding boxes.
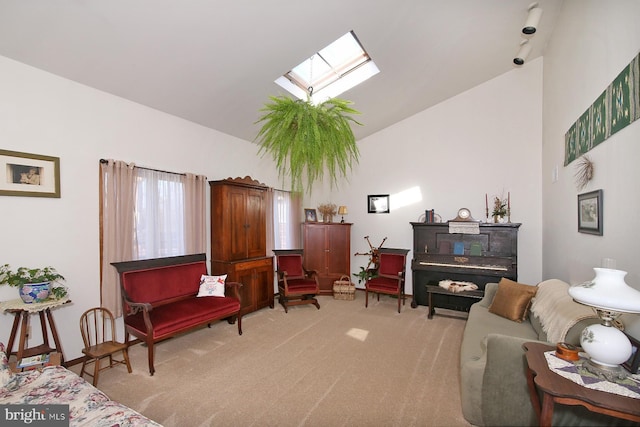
[134,168,185,259]
[272,189,302,249]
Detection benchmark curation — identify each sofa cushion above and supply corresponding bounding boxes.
[488,278,537,322]
[125,296,241,338]
[461,301,539,365]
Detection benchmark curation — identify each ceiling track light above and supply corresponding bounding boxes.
[514,40,532,66]
[522,2,543,35]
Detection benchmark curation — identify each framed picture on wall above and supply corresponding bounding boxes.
[577,189,602,235]
[304,208,317,222]
[0,149,61,198]
[368,194,390,214]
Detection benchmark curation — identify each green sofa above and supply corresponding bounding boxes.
[460,279,638,426]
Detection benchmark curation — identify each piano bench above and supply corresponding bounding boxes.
[426,285,484,319]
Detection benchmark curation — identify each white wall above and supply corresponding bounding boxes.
[0,55,280,360]
[542,1,640,336]
[305,59,544,293]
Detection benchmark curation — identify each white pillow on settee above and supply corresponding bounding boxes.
[197,274,227,297]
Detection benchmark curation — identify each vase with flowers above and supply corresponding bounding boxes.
[492,197,508,223]
[0,264,67,303]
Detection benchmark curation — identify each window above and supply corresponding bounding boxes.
[134,168,185,259]
[272,189,301,249]
[275,30,380,103]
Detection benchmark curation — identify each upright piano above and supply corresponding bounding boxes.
[410,222,521,313]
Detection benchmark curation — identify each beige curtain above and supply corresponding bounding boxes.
[266,189,275,257]
[100,160,136,317]
[184,173,207,254]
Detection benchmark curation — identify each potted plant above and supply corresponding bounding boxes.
[353,266,378,285]
[255,96,361,194]
[0,264,67,303]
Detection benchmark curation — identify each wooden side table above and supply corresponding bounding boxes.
[1,298,71,365]
[523,341,640,426]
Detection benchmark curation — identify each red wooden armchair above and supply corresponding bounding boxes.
[365,248,410,313]
[274,249,320,313]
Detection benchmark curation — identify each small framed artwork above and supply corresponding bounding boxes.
[577,189,602,235]
[304,208,317,222]
[623,333,640,374]
[368,194,390,214]
[0,149,61,198]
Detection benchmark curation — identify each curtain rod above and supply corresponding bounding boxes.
[100,158,187,177]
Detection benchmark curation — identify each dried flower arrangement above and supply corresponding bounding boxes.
[317,203,337,222]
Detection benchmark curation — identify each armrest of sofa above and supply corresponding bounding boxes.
[481,333,540,426]
[224,281,243,302]
[476,282,498,308]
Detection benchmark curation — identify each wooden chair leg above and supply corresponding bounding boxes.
[123,349,132,373]
[92,357,100,387]
[365,289,369,308]
[147,341,155,376]
[80,359,88,380]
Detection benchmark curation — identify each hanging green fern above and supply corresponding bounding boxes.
[255,96,361,194]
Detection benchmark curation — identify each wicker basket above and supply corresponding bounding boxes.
[333,275,356,300]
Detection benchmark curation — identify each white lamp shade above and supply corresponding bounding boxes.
[580,323,632,366]
[568,268,640,313]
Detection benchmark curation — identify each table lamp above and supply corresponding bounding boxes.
[338,206,348,223]
[568,267,640,380]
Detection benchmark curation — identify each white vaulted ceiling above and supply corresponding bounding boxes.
[0,0,562,142]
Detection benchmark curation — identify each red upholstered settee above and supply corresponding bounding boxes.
[112,253,242,375]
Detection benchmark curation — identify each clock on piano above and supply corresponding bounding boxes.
[450,207,477,222]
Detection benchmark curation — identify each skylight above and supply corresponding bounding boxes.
[275,30,379,104]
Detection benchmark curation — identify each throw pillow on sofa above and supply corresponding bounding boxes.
[197,274,227,297]
[488,278,537,322]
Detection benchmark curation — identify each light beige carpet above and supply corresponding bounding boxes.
[72,294,472,427]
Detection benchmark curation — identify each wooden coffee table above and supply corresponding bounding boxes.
[523,341,640,426]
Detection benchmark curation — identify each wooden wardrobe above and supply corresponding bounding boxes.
[210,176,274,315]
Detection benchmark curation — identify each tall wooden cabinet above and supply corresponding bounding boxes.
[302,222,351,295]
[210,177,274,315]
